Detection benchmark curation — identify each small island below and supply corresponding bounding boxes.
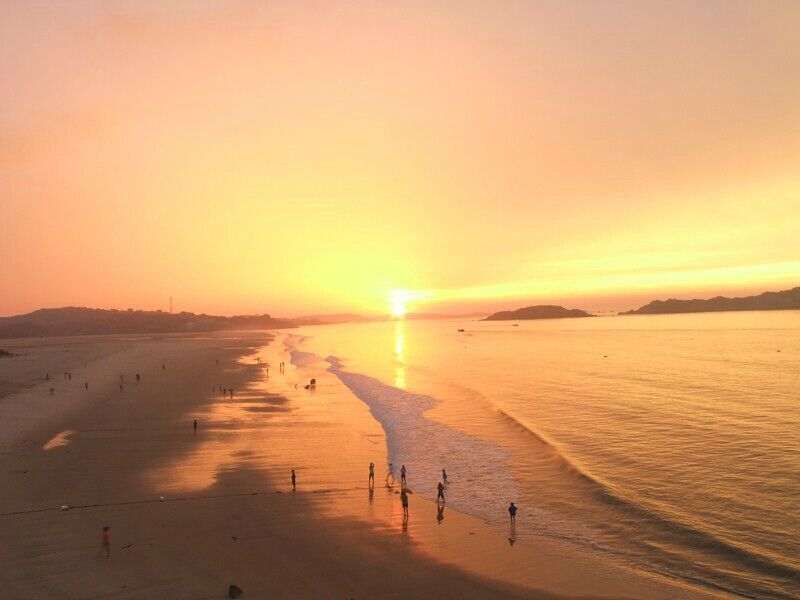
[622,286,800,315]
[484,305,593,321]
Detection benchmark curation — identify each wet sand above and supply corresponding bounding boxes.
[0,333,724,599]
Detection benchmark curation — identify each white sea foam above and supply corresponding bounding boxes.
[326,355,519,524]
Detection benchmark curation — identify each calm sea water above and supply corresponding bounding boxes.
[292,311,799,599]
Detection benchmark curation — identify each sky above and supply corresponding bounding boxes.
[2,0,799,317]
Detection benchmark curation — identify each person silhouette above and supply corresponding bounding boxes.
[368,462,375,487]
[400,488,409,517]
[442,468,448,485]
[193,419,198,435]
[291,469,296,491]
[400,464,407,486]
[508,502,517,523]
[101,526,110,557]
[437,482,445,503]
[385,463,395,487]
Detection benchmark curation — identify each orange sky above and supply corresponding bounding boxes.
[2,1,799,317]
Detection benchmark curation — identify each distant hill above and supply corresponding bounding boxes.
[621,287,800,315]
[484,305,592,321]
[291,312,490,325]
[291,313,375,326]
[405,311,489,320]
[0,307,295,339]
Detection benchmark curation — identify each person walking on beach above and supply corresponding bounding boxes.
[442,468,448,485]
[385,463,395,487]
[400,488,409,517]
[101,526,110,557]
[400,464,407,487]
[437,482,445,503]
[193,419,198,435]
[136,373,140,383]
[291,469,296,491]
[368,462,375,487]
[85,382,89,391]
[508,502,517,523]
[68,372,72,381]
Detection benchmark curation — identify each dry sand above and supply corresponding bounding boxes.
[0,333,725,599]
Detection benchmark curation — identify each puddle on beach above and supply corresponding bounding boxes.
[42,429,76,450]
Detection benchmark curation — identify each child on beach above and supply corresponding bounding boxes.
[508,502,517,522]
[385,463,395,487]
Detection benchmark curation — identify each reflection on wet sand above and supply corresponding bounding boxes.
[143,334,718,600]
[394,320,406,389]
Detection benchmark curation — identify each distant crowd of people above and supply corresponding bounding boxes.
[45,352,518,559]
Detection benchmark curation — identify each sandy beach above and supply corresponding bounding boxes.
[0,332,724,599]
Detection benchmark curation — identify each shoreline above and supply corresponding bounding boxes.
[0,331,724,598]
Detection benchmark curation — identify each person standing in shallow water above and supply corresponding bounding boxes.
[193,419,197,435]
[400,488,409,517]
[291,469,296,491]
[437,482,445,503]
[442,468,448,485]
[508,502,517,523]
[368,462,375,487]
[400,464,407,486]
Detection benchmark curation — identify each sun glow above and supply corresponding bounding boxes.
[388,289,432,318]
[388,290,412,318]
[390,301,406,318]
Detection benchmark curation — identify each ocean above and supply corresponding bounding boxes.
[287,310,799,599]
